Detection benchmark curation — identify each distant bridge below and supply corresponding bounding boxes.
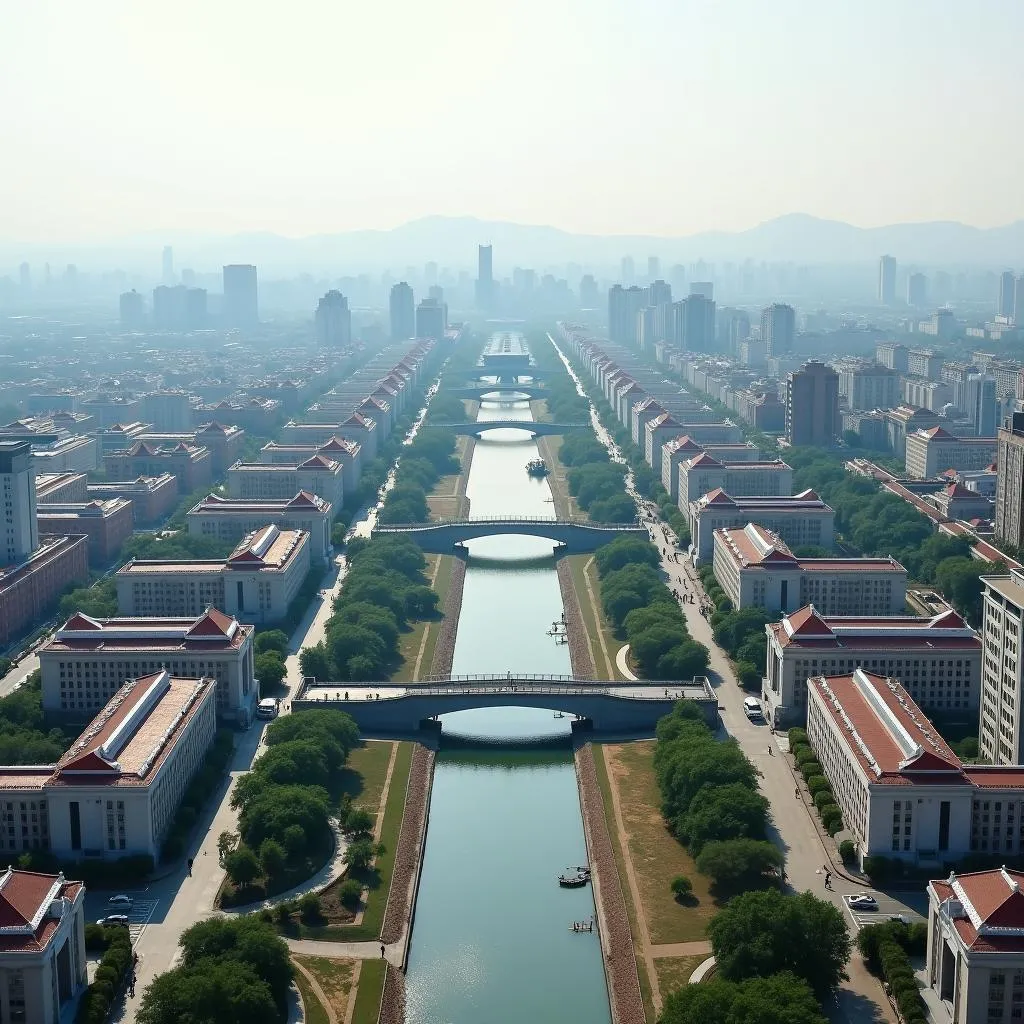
[373,516,647,553]
[450,385,547,400]
[448,420,588,438]
[465,370,548,384]
[294,675,717,735]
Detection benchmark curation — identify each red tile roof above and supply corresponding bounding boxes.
[930,869,1024,952]
[0,869,83,953]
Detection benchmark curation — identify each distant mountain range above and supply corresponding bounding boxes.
[4,213,1023,274]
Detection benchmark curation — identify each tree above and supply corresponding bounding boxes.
[344,838,384,871]
[282,824,306,857]
[735,660,761,690]
[657,640,710,680]
[224,846,261,886]
[265,708,359,759]
[676,783,769,853]
[258,839,286,877]
[217,831,239,866]
[659,972,827,1024]
[623,604,683,638]
[670,875,693,901]
[695,838,783,889]
[136,960,279,1024]
[707,888,850,997]
[254,630,289,657]
[299,643,334,681]
[655,736,758,821]
[595,537,660,576]
[344,807,375,835]
[254,739,331,788]
[328,623,387,679]
[254,652,287,690]
[238,785,331,852]
[338,879,363,910]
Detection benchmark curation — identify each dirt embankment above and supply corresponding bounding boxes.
[556,560,595,679]
[575,743,646,1024]
[380,744,435,945]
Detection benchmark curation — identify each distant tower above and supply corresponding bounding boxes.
[579,275,599,310]
[0,441,38,565]
[647,256,660,282]
[620,256,635,285]
[222,265,258,328]
[415,298,446,340]
[18,262,30,291]
[475,244,494,309]
[999,270,1017,318]
[162,245,174,284]
[761,303,796,356]
[906,272,928,308]
[785,361,840,448]
[878,255,897,304]
[119,289,145,329]
[389,282,415,340]
[315,291,352,347]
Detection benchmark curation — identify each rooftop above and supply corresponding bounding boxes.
[931,869,1024,953]
[44,607,250,653]
[0,869,83,953]
[770,604,979,650]
[716,524,904,573]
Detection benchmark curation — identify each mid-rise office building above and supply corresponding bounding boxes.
[978,569,1024,765]
[713,524,906,616]
[315,290,351,348]
[909,348,944,380]
[87,474,179,526]
[838,363,901,411]
[879,255,897,304]
[907,272,928,307]
[608,285,646,344]
[905,427,997,479]
[119,288,145,328]
[39,608,256,725]
[761,303,795,356]
[116,525,310,623]
[996,413,1024,548]
[876,341,909,372]
[104,441,212,494]
[784,361,840,447]
[415,298,446,341]
[389,281,415,340]
[141,391,192,433]
[227,455,343,510]
[678,454,792,506]
[36,498,134,567]
[35,472,88,504]
[222,264,258,327]
[764,604,980,728]
[661,437,761,502]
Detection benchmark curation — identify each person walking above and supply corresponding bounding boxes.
[381,944,386,958]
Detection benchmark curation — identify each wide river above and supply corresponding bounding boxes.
[403,346,612,1023]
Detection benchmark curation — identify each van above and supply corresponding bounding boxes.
[256,697,279,720]
[743,697,763,720]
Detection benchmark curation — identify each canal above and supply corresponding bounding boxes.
[404,338,612,1024]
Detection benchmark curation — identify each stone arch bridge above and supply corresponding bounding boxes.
[294,675,717,735]
[449,385,547,400]
[448,420,589,438]
[373,517,647,554]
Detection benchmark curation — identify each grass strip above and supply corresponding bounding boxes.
[292,962,331,1024]
[350,959,387,1024]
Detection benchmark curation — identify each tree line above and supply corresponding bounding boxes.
[376,427,461,524]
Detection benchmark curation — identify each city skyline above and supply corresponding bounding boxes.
[3,0,1023,244]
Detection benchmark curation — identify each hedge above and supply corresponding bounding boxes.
[76,927,133,1024]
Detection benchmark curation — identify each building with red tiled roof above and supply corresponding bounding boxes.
[258,436,362,497]
[713,523,906,617]
[38,607,256,725]
[930,481,995,523]
[678,454,792,506]
[660,437,761,502]
[764,605,981,728]
[227,454,344,510]
[927,867,1024,1022]
[0,670,216,861]
[103,439,212,493]
[906,427,997,480]
[806,669,1024,869]
[0,867,86,1019]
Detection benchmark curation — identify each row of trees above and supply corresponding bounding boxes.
[223,709,359,902]
[137,917,292,1024]
[0,672,71,764]
[595,537,710,679]
[857,919,928,1024]
[76,923,134,1024]
[299,536,439,682]
[788,727,844,838]
[377,427,462,525]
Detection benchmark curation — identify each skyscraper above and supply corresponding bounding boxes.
[999,271,1017,318]
[785,361,840,448]
[878,255,897,304]
[760,303,796,356]
[389,282,415,340]
[964,373,997,437]
[222,265,258,327]
[119,289,145,329]
[18,262,30,291]
[1016,275,1024,325]
[162,245,174,284]
[647,256,660,282]
[608,285,646,344]
[676,294,716,351]
[475,244,494,308]
[415,298,446,340]
[620,256,635,285]
[314,291,351,348]
[579,275,599,310]
[0,441,38,565]
[907,272,928,308]
[647,280,672,307]
[689,281,714,300]
[996,413,1024,549]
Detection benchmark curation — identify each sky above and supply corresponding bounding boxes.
[2,0,1023,243]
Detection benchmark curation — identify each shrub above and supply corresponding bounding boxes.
[839,840,856,865]
[84,923,110,952]
[275,902,292,925]
[793,744,815,765]
[799,760,823,779]
[788,727,808,747]
[806,775,831,796]
[299,892,323,924]
[670,875,693,900]
[814,790,837,812]
[338,879,363,909]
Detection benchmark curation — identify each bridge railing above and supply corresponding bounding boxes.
[375,517,647,529]
[301,684,690,700]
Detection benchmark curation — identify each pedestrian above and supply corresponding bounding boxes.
[381,944,386,958]
[768,746,774,756]
[795,787,799,798]
[187,857,193,876]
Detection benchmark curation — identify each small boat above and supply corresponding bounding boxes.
[559,873,588,888]
[526,458,549,477]
[569,920,594,932]
[553,711,565,719]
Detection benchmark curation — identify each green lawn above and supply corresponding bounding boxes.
[292,962,330,1024]
[393,555,455,682]
[350,959,387,1024]
[336,740,395,814]
[293,956,355,1022]
[654,955,705,999]
[567,554,625,680]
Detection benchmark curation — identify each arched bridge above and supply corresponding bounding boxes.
[293,675,717,735]
[466,370,548,383]
[448,420,589,438]
[373,517,648,553]
[450,385,547,400]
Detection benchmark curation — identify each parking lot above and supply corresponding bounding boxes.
[843,890,927,931]
[93,895,160,942]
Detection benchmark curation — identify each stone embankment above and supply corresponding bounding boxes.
[377,963,407,1024]
[380,744,435,945]
[556,561,595,679]
[575,743,645,1024]
[429,556,466,676]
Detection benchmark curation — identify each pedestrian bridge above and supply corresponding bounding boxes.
[293,675,717,735]
[373,516,647,553]
[466,370,548,383]
[449,385,547,400]
[448,420,589,438]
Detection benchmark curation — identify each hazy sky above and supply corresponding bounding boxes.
[3,0,1023,242]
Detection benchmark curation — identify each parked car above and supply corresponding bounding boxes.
[108,894,133,908]
[844,894,878,910]
[96,914,130,927]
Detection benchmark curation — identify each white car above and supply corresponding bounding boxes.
[96,914,130,927]
[108,894,133,908]
[845,894,879,911]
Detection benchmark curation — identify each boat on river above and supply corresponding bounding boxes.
[526,458,549,476]
[559,872,588,888]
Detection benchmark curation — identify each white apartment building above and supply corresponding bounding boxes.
[713,524,906,616]
[226,455,344,511]
[906,426,998,480]
[661,437,761,503]
[115,526,311,624]
[687,488,834,566]
[677,454,793,506]
[187,490,332,564]
[764,604,981,729]
[0,868,87,1022]
[38,607,257,725]
[1,441,38,565]
[979,570,1024,765]
[259,437,362,497]
[927,868,1024,1024]
[0,670,216,860]
[644,415,743,473]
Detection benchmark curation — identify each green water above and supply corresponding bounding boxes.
[404,352,611,1024]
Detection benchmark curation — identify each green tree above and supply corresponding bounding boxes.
[344,807,375,835]
[676,783,769,853]
[258,839,286,877]
[344,838,384,871]
[707,888,850,997]
[595,537,660,576]
[656,640,710,679]
[659,972,827,1024]
[631,625,689,677]
[238,785,331,852]
[136,960,278,1024]
[695,838,783,889]
[670,875,693,900]
[224,846,261,886]
[299,642,334,680]
[254,630,289,657]
[338,879,363,910]
[265,708,359,759]
[254,652,286,690]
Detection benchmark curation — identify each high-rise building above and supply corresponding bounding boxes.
[608,285,646,344]
[979,568,1024,764]
[647,256,660,282]
[673,294,716,351]
[152,285,206,331]
[647,280,672,307]
[222,264,259,327]
[995,412,1024,549]
[878,255,897,304]
[907,272,928,308]
[162,245,174,284]
[119,289,145,329]
[689,281,714,300]
[475,244,493,308]
[0,441,38,565]
[389,281,415,340]
[761,303,796,356]
[579,274,599,309]
[415,298,446,340]
[1016,275,1024,325]
[18,262,30,291]
[620,256,635,284]
[964,373,997,437]
[315,290,352,347]
[785,361,840,448]
[999,270,1017,318]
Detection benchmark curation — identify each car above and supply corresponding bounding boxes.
[96,915,130,927]
[108,894,133,907]
[845,894,879,910]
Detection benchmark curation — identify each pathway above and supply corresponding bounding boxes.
[650,941,712,959]
[409,557,444,681]
[292,957,338,1024]
[615,644,637,681]
[581,555,616,678]
[286,937,404,967]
